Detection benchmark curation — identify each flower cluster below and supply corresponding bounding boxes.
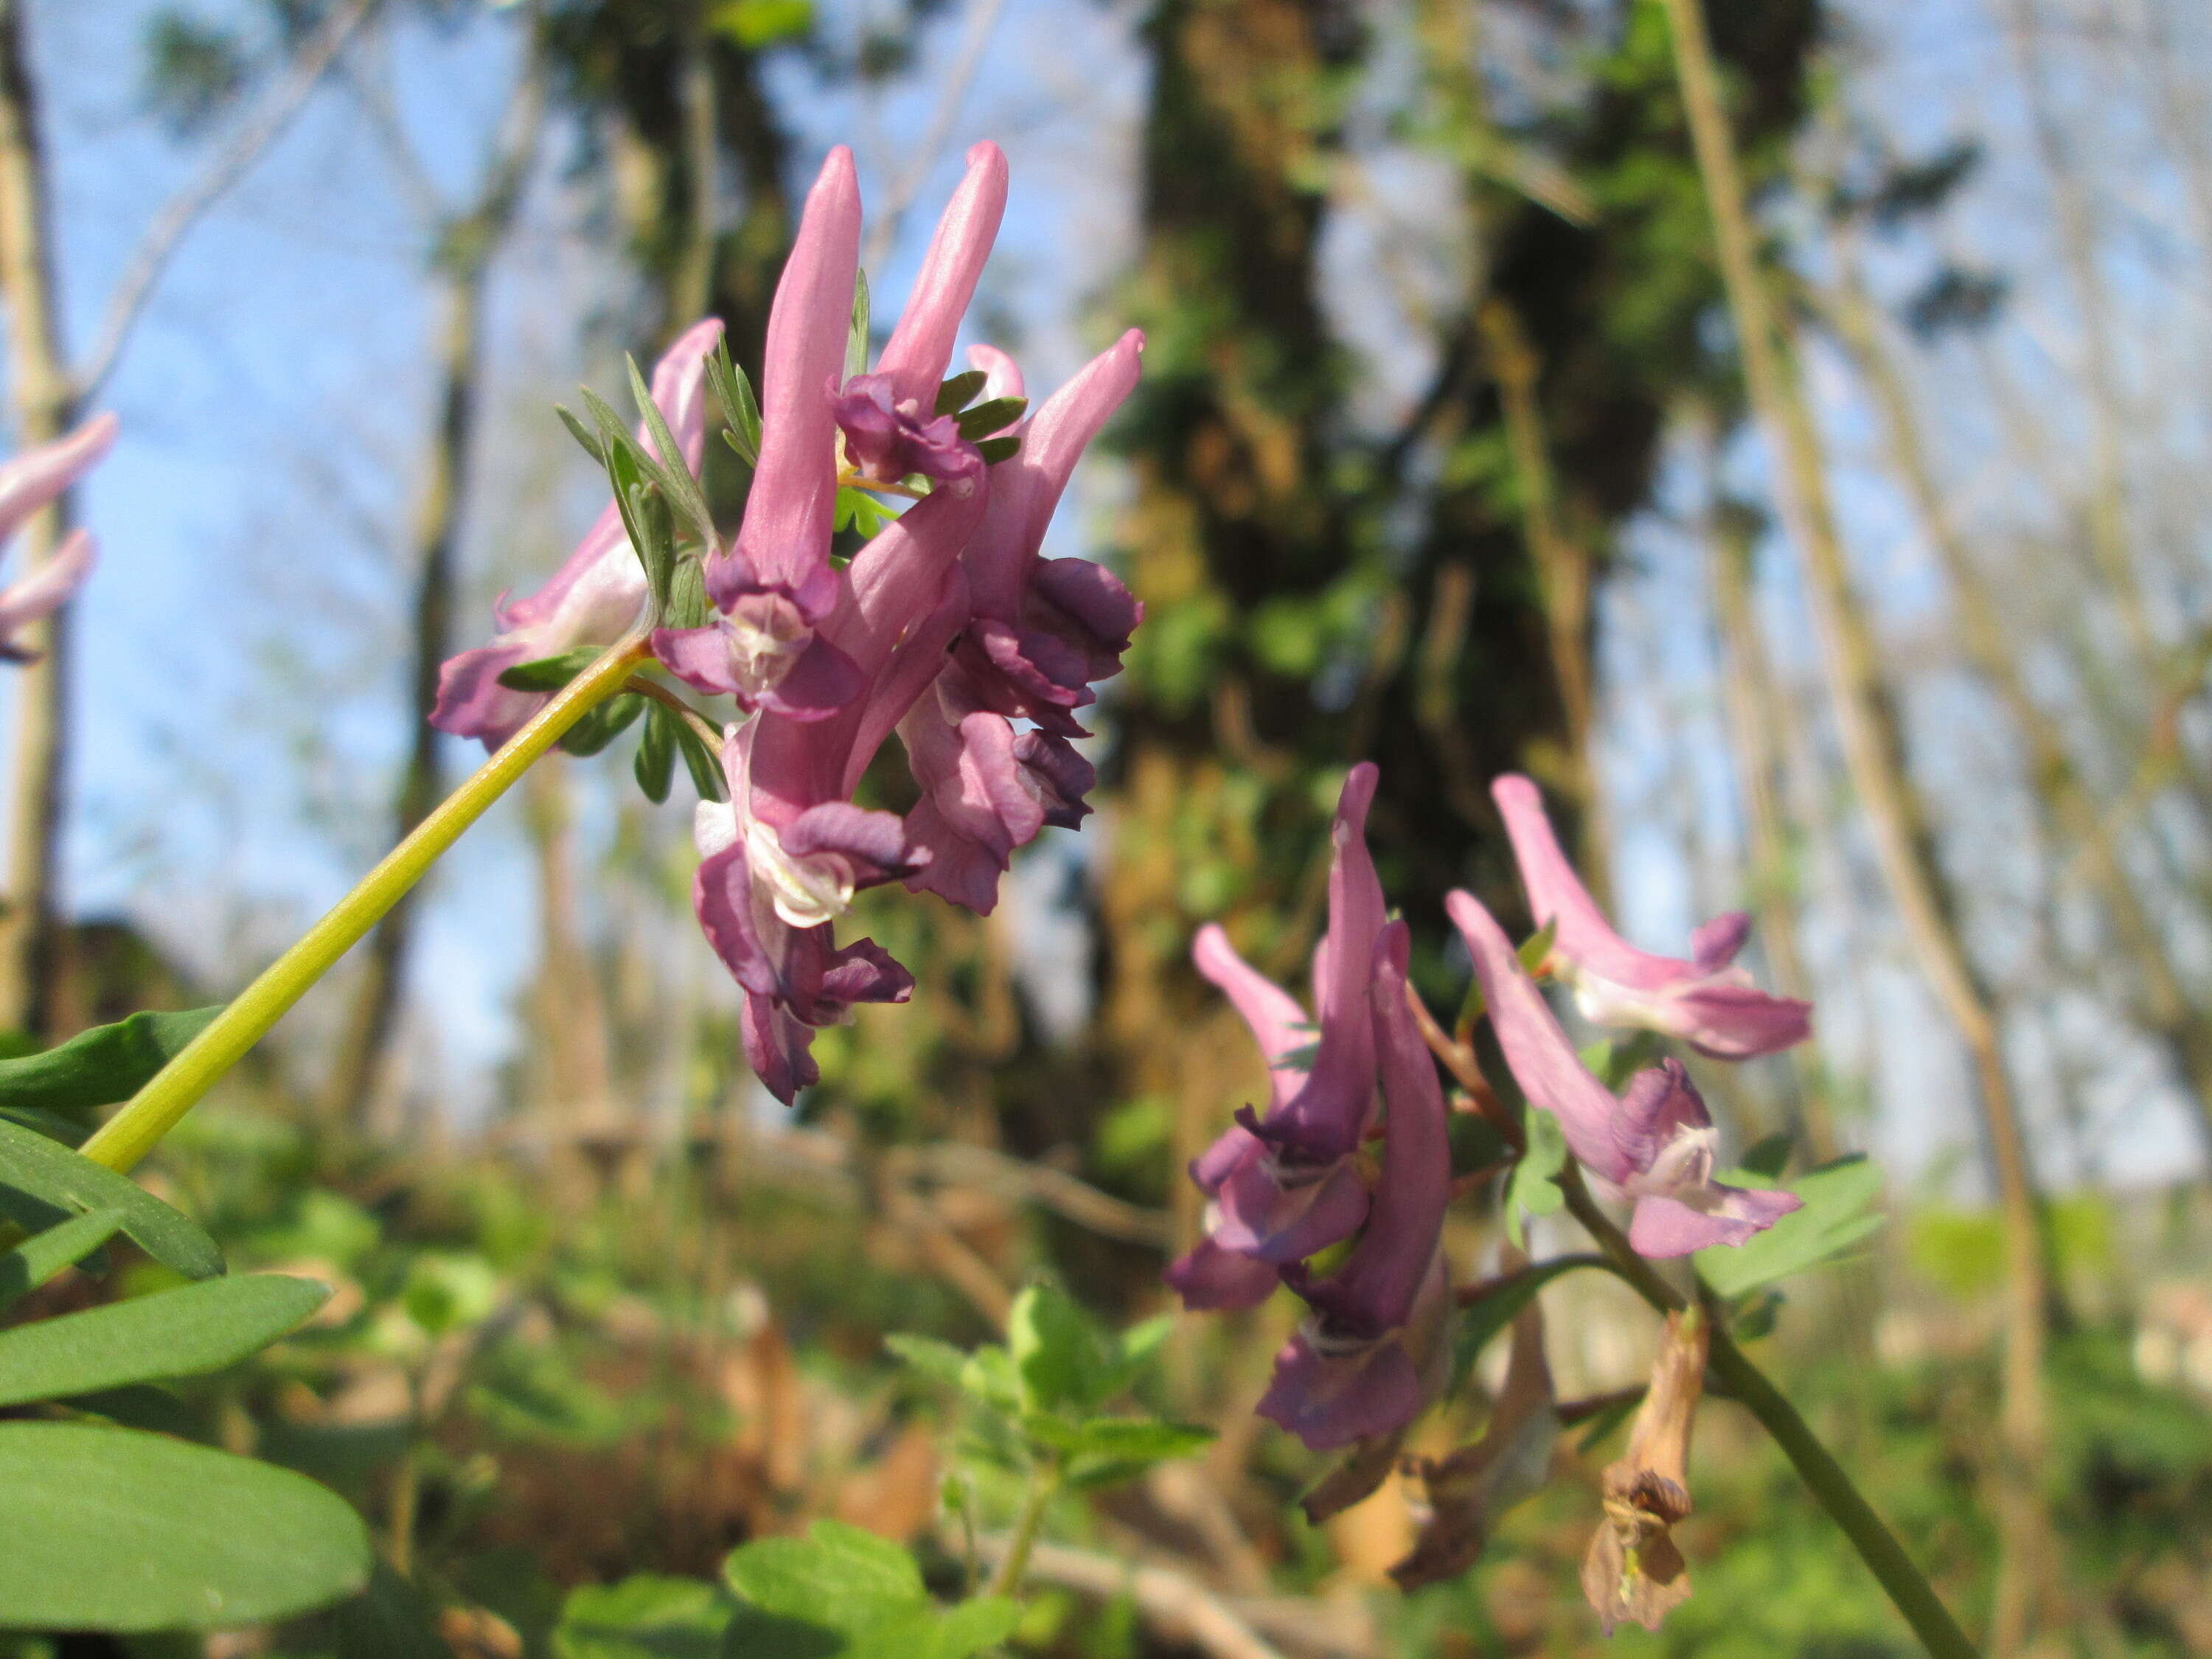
[434,145,1143,1100]
[1170,768,1809,1464]
[0,414,117,663]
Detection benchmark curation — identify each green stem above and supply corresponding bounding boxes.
[1705,1330,1978,1659]
[987,1455,1058,1600]
[79,635,653,1174]
[1556,1162,1978,1659]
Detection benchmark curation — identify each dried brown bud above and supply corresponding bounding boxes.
[1581,1309,1708,1634]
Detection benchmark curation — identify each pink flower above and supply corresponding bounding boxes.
[1256,922,1455,1450]
[1449,889,1803,1258]
[0,414,118,662]
[1164,765,1385,1310]
[1492,775,1811,1060]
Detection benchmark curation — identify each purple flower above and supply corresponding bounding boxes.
[896,331,1146,912]
[1492,775,1811,1060]
[832,142,1007,487]
[1448,889,1803,1258]
[434,319,725,748]
[692,479,990,1101]
[1256,921,1454,1451]
[1164,763,1387,1310]
[0,413,116,661]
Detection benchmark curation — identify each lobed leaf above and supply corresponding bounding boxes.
[1696,1155,1888,1301]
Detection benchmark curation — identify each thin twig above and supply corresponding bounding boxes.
[971,1535,1307,1659]
[858,0,1012,273]
[77,0,381,399]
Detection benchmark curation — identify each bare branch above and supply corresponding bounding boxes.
[76,0,380,400]
[860,0,1012,274]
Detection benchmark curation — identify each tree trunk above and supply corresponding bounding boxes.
[0,1,77,1038]
[1823,246,2212,1166]
[1653,0,2059,1644]
[1697,448,1840,1164]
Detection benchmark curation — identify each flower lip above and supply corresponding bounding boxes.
[745,819,855,929]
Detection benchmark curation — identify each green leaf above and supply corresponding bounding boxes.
[557,404,607,467]
[0,1007,220,1113]
[1695,1155,1888,1301]
[869,1597,1020,1659]
[0,1206,124,1312]
[846,269,870,382]
[0,1422,370,1630]
[953,396,1026,440]
[330,1557,455,1659]
[496,646,602,694]
[1517,917,1557,973]
[725,1520,921,1636]
[1008,1284,1107,1413]
[957,1343,1020,1411]
[558,693,647,757]
[884,1333,970,1388]
[710,0,814,51]
[974,435,1020,466]
[1,1105,91,1145]
[635,703,678,804]
[674,713,728,803]
[1024,1414,1216,1468]
[554,1575,728,1659]
[1504,1106,1568,1248]
[1450,1254,1602,1386]
[933,370,987,415]
[0,1117,221,1280]
[0,1273,327,1407]
[1738,1132,1794,1181]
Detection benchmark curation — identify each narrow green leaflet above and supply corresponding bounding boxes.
[933,369,987,414]
[0,1116,223,1279]
[1695,1155,1888,1301]
[0,1422,370,1631]
[974,434,1020,465]
[554,1575,730,1659]
[1736,1131,1794,1181]
[0,1273,327,1407]
[1451,1253,1604,1385]
[559,692,647,757]
[496,646,602,694]
[556,403,607,466]
[1517,917,1557,973]
[706,339,763,465]
[953,396,1026,440]
[674,712,728,802]
[635,703,678,804]
[846,269,871,381]
[1504,1105,1568,1248]
[625,354,715,528]
[0,1006,220,1113]
[0,1206,124,1312]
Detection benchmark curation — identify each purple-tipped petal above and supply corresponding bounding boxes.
[0,527,94,660]
[1028,557,1142,680]
[1256,1329,1425,1453]
[0,414,117,547]
[743,992,819,1103]
[1013,730,1095,829]
[817,935,915,1007]
[832,374,981,484]
[782,800,914,888]
[1190,1122,1265,1194]
[1256,763,1384,1163]
[898,705,1042,914]
[1613,1060,1712,1177]
[712,148,859,622]
[872,142,1009,410]
[1211,1152,1371,1263]
[1447,889,1632,1186]
[1165,1238,1281,1312]
[1689,911,1752,973]
[961,330,1145,622]
[1292,924,1450,1335]
[1663,981,1815,1061]
[1629,1186,1803,1258]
